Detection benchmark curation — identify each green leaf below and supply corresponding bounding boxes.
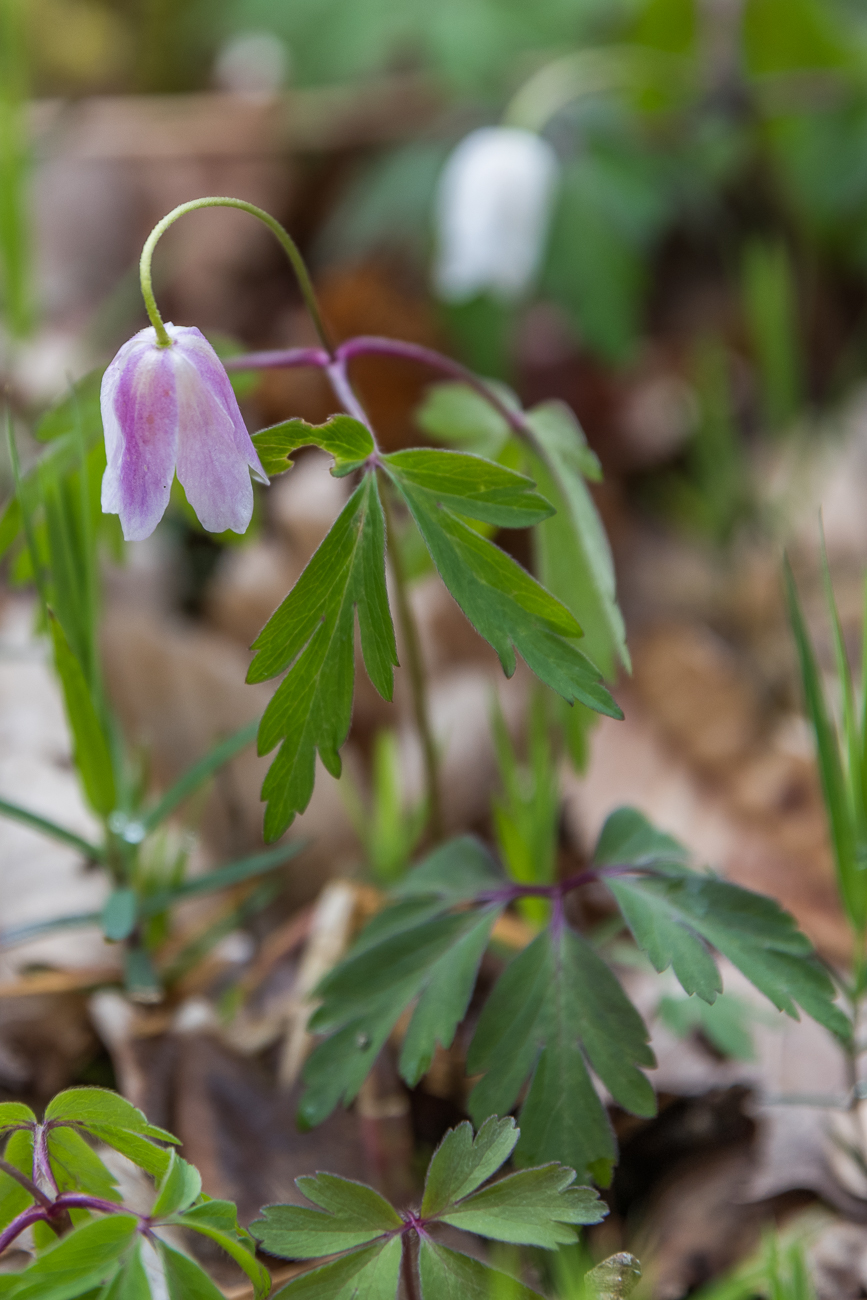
[785,559,866,929]
[98,1240,150,1300]
[151,1151,201,1217]
[0,1103,35,1129]
[299,838,507,1125]
[139,842,304,917]
[248,475,397,841]
[467,926,656,1179]
[594,807,687,868]
[82,1127,172,1181]
[101,890,137,942]
[527,401,629,678]
[657,991,757,1062]
[4,1214,138,1300]
[270,1238,402,1300]
[252,415,374,478]
[0,796,105,862]
[418,1238,542,1300]
[300,904,501,1126]
[45,1089,176,1140]
[0,495,22,562]
[159,1242,226,1300]
[415,380,515,458]
[46,1127,120,1202]
[382,450,553,529]
[595,808,850,1035]
[253,1176,402,1259]
[0,1128,34,1232]
[35,372,104,444]
[170,1201,270,1300]
[395,835,505,902]
[440,1164,605,1247]
[421,1117,518,1218]
[47,612,116,817]
[383,462,621,719]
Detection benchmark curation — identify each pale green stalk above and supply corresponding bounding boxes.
[139,197,334,355]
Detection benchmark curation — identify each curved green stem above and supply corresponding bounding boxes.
[139,196,334,354]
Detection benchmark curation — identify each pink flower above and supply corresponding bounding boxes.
[100,323,267,541]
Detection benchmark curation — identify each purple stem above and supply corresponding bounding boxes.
[226,346,330,371]
[54,1193,133,1216]
[0,1157,51,1208]
[477,862,651,907]
[223,335,532,443]
[337,336,530,439]
[32,1126,58,1197]
[326,359,376,436]
[0,1206,47,1255]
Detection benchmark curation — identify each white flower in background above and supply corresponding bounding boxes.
[213,30,290,95]
[433,127,560,303]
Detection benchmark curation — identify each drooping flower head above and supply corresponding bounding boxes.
[433,127,560,303]
[100,323,268,542]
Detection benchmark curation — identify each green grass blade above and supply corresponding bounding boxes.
[785,557,864,927]
[0,0,33,337]
[159,880,281,986]
[0,911,103,948]
[141,719,258,832]
[0,794,104,860]
[140,841,304,917]
[819,531,861,812]
[48,610,117,817]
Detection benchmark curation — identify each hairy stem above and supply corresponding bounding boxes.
[140,198,334,354]
[476,862,652,905]
[380,485,444,844]
[326,358,379,448]
[315,351,441,842]
[32,1126,58,1197]
[226,335,529,441]
[402,1232,421,1300]
[0,1157,52,1208]
[0,1206,47,1256]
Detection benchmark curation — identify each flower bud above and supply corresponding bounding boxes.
[433,127,560,303]
[100,323,267,541]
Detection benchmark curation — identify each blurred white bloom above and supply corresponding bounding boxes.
[213,30,290,95]
[433,127,560,303]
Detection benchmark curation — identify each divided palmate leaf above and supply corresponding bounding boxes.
[382,453,622,719]
[167,1199,271,1299]
[421,1117,605,1247]
[420,1116,520,1217]
[269,1238,403,1300]
[248,473,397,840]
[252,414,374,479]
[299,837,506,1127]
[416,383,628,678]
[466,924,656,1183]
[253,1175,403,1259]
[382,449,553,529]
[41,1087,180,1184]
[251,1117,605,1300]
[596,808,849,1036]
[0,1214,139,1300]
[417,1239,542,1300]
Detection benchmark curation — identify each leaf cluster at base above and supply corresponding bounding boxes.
[252,1116,606,1299]
[298,809,847,1182]
[0,1088,269,1300]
